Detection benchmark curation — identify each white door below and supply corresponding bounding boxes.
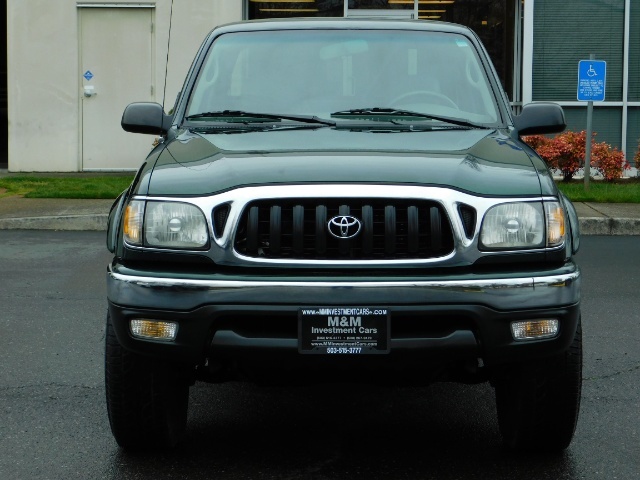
[79,6,154,170]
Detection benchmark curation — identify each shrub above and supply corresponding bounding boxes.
[527,131,586,182]
[521,134,550,151]
[523,131,630,182]
[592,143,630,181]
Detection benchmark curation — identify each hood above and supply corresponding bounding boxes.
[142,127,548,197]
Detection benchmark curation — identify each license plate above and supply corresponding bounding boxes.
[298,307,390,354]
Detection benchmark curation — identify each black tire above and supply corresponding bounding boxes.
[494,318,582,452]
[105,312,190,450]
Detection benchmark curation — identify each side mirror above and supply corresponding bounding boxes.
[121,102,173,135]
[513,102,566,136]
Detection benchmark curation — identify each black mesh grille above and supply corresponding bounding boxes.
[212,204,231,239]
[234,199,454,260]
[457,204,477,240]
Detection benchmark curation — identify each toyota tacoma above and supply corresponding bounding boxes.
[105,17,582,452]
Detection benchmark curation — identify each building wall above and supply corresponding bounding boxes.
[6,0,242,172]
[7,0,639,172]
[1,0,9,169]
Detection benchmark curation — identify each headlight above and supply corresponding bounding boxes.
[479,201,565,250]
[123,200,209,249]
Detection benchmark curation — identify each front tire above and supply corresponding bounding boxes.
[494,319,582,452]
[105,312,190,450]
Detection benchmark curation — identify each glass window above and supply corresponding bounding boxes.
[563,107,622,149]
[247,1,343,19]
[248,1,517,100]
[626,108,640,158]
[425,0,515,97]
[629,2,640,101]
[533,0,624,102]
[349,0,413,10]
[246,0,417,17]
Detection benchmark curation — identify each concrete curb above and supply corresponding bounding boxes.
[579,217,640,236]
[0,214,108,231]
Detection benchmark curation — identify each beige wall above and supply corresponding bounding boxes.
[7,0,243,172]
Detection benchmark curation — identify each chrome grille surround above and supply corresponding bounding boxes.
[124,184,565,268]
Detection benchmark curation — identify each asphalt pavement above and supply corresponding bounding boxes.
[1,170,640,234]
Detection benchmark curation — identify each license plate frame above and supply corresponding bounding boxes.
[298,307,390,355]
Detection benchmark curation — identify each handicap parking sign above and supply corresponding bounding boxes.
[577,60,606,101]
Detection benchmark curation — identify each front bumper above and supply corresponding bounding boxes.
[107,261,581,373]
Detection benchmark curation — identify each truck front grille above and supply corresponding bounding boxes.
[234,199,454,260]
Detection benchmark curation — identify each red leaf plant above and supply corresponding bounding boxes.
[592,142,630,181]
[524,131,630,182]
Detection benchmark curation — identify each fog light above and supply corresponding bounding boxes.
[511,319,559,341]
[130,319,178,341]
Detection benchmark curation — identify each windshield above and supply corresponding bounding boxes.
[186,29,501,125]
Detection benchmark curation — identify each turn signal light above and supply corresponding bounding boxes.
[511,319,559,341]
[130,319,178,341]
[123,200,144,245]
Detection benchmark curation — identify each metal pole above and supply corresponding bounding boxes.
[584,53,595,190]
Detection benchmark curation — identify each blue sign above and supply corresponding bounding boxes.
[83,70,94,81]
[577,60,606,101]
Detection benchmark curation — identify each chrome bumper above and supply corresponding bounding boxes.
[107,262,580,311]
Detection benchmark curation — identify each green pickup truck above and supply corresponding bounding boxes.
[105,17,582,452]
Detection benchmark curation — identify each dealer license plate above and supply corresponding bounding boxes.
[298,307,390,354]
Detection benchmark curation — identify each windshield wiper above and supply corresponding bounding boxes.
[186,110,336,126]
[190,123,328,134]
[331,108,487,129]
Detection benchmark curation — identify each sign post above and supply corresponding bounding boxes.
[577,56,606,189]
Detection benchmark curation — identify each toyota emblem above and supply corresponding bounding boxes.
[328,215,362,239]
